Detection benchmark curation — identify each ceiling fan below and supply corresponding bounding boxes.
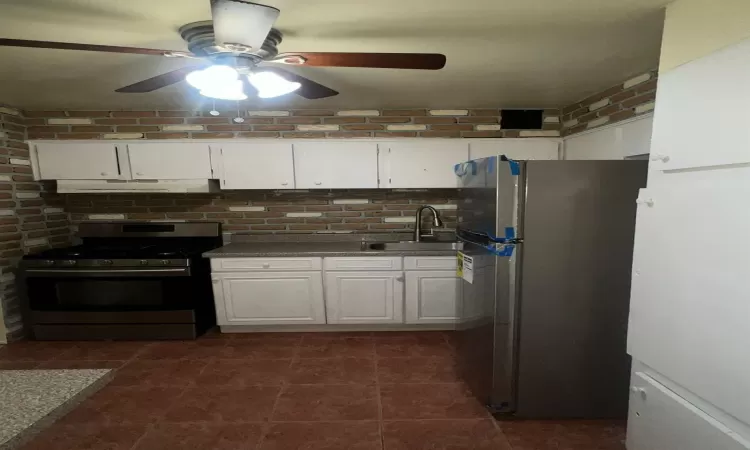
[0,0,447,101]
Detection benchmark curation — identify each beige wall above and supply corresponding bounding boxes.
[660,0,750,72]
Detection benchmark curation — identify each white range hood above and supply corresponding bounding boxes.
[56,179,220,194]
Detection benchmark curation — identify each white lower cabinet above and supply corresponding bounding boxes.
[405,270,460,324]
[324,271,404,324]
[212,271,326,325]
[210,255,460,328]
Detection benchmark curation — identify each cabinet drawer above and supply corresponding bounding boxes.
[211,257,322,272]
[404,256,457,271]
[324,257,402,271]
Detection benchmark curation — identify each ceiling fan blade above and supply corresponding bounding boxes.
[115,66,203,93]
[211,0,279,51]
[264,67,339,99]
[271,52,446,70]
[0,38,191,57]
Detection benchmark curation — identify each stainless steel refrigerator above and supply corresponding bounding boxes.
[454,158,647,419]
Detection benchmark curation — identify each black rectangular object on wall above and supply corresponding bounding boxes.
[501,109,543,130]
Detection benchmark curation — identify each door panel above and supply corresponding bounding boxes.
[381,141,468,188]
[469,140,559,161]
[405,270,459,324]
[128,143,212,179]
[294,142,378,189]
[627,372,750,450]
[218,142,295,189]
[324,272,404,324]
[216,272,325,325]
[34,142,120,180]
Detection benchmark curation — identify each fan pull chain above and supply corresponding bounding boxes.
[233,101,244,123]
[209,99,220,116]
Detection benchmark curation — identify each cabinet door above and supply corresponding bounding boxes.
[380,141,469,188]
[217,142,295,189]
[324,271,404,324]
[649,38,750,171]
[127,143,212,179]
[293,142,378,189]
[33,142,121,180]
[469,139,559,161]
[405,270,460,324]
[564,116,653,160]
[213,272,325,325]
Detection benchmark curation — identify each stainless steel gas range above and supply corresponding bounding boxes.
[20,222,222,340]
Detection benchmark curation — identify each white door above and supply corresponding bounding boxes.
[213,272,325,325]
[127,143,212,179]
[217,142,295,189]
[324,271,404,324]
[380,141,469,188]
[293,142,378,189]
[405,270,460,324]
[33,142,121,180]
[469,139,559,161]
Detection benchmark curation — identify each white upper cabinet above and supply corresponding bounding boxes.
[33,142,121,180]
[293,142,378,189]
[127,143,212,179]
[469,139,559,161]
[564,116,653,160]
[650,38,750,171]
[379,141,469,188]
[216,142,295,189]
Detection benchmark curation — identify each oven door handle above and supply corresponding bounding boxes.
[23,268,190,278]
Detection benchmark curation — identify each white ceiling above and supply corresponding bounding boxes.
[0,0,668,110]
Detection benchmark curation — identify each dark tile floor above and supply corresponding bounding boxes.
[0,331,626,450]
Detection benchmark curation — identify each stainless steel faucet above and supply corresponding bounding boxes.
[414,205,444,242]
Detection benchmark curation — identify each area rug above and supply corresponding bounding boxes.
[0,369,112,449]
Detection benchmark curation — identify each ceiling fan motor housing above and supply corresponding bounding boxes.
[178,20,282,61]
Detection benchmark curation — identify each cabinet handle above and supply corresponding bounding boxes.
[262,263,271,269]
[212,278,220,284]
[314,181,322,186]
[281,181,289,186]
[136,172,144,176]
[101,172,108,176]
[396,275,405,282]
[650,154,670,163]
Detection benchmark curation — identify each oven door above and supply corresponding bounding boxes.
[24,267,196,312]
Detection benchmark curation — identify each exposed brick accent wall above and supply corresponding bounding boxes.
[561,71,658,136]
[24,107,563,236]
[24,108,561,140]
[66,190,459,234]
[0,105,70,340]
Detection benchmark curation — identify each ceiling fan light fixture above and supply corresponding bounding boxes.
[185,65,239,90]
[199,79,248,101]
[247,71,301,98]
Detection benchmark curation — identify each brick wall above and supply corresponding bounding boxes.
[24,108,561,140]
[561,71,658,135]
[0,105,70,340]
[66,190,459,234]
[24,107,562,235]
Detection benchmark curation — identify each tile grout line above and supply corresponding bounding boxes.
[374,341,386,450]
[254,337,301,450]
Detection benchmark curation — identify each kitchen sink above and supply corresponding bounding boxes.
[367,241,460,251]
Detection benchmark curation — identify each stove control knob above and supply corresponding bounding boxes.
[43,260,54,266]
[101,260,113,266]
[160,260,170,266]
[62,260,76,266]
[140,260,149,266]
